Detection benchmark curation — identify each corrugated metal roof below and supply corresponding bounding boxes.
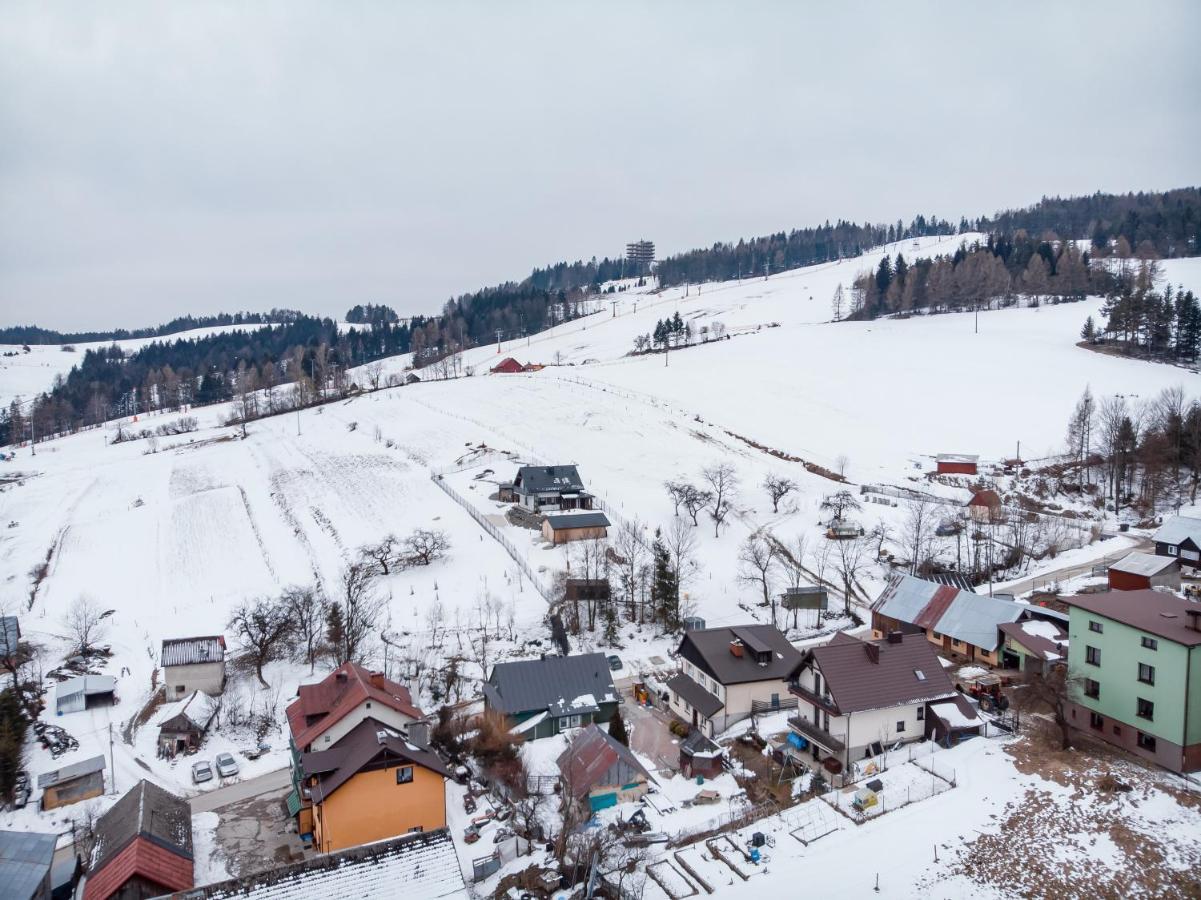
[1109,551,1179,577]
[556,724,650,799]
[874,574,1022,651]
[38,755,106,788]
[486,653,616,717]
[161,636,225,667]
[0,830,57,900]
[166,829,466,899]
[1153,515,1201,546]
[56,674,117,700]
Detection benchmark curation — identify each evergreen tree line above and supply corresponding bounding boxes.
[0,308,304,346]
[1094,260,1201,364]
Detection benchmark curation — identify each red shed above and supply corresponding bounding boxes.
[936,454,979,475]
[1107,551,1181,592]
[490,357,525,374]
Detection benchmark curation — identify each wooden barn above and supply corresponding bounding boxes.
[38,757,105,811]
[1108,551,1182,592]
[490,357,525,374]
[542,511,611,545]
[936,453,978,475]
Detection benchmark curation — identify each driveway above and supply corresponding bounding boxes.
[189,766,291,813]
[621,689,683,776]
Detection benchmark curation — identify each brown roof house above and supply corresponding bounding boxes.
[1107,551,1182,592]
[788,632,955,778]
[966,489,1004,524]
[285,663,425,842]
[300,718,450,854]
[999,618,1069,676]
[37,756,105,811]
[667,625,804,738]
[83,780,193,900]
[557,724,652,813]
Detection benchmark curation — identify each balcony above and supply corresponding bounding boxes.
[787,715,846,754]
[789,682,840,717]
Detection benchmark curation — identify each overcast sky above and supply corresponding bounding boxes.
[2,2,1199,331]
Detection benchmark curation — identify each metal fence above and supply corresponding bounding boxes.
[669,799,778,846]
[430,473,554,603]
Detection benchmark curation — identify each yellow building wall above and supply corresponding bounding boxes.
[312,764,446,854]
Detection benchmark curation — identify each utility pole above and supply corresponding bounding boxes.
[296,409,301,436]
[495,329,504,354]
[108,722,116,794]
[30,412,35,456]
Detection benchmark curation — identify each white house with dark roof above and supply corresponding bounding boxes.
[667,625,804,737]
[788,631,956,776]
[511,464,592,511]
[161,636,226,698]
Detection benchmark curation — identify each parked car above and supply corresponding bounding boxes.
[607,655,623,672]
[191,760,213,784]
[214,752,240,778]
[12,771,30,808]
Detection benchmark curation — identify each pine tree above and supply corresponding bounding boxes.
[325,603,345,662]
[608,709,629,747]
[649,529,678,629]
[1081,316,1096,341]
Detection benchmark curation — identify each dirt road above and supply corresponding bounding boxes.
[189,766,291,813]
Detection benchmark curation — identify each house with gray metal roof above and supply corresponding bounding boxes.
[557,724,651,812]
[483,653,618,740]
[541,511,611,544]
[871,574,1025,666]
[1152,515,1201,569]
[511,465,592,511]
[38,756,105,810]
[0,830,57,900]
[667,625,804,738]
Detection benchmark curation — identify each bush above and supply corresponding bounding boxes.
[669,720,690,738]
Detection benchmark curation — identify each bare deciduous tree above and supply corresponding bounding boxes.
[63,596,108,657]
[702,463,738,536]
[228,596,293,688]
[1011,664,1083,750]
[832,534,869,615]
[901,499,935,575]
[820,490,860,523]
[738,531,779,625]
[331,563,386,665]
[403,529,451,566]
[666,518,699,616]
[612,518,647,623]
[762,474,797,513]
[364,361,384,391]
[361,534,401,575]
[281,585,328,673]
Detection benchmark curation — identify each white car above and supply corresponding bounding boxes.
[214,752,240,779]
[191,760,213,784]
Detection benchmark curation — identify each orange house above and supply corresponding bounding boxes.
[302,717,451,854]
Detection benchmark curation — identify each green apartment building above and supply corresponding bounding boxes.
[1065,590,1201,774]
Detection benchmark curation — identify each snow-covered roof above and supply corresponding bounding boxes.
[928,696,982,730]
[155,690,220,730]
[874,574,1022,651]
[180,829,466,899]
[1152,515,1201,547]
[1109,550,1179,577]
[56,674,117,700]
[161,635,225,667]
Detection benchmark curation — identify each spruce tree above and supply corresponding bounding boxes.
[649,529,677,629]
[608,709,629,746]
[1081,316,1096,341]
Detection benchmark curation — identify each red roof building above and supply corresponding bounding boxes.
[286,662,424,753]
[966,489,1004,523]
[490,357,525,374]
[936,454,978,475]
[83,781,192,900]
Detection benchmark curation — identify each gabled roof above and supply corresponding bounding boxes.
[967,489,1002,508]
[543,512,610,530]
[159,829,466,899]
[515,464,584,495]
[680,729,723,759]
[38,755,105,789]
[155,691,220,732]
[1109,551,1179,577]
[286,663,423,751]
[922,573,976,592]
[0,830,57,900]
[806,632,955,714]
[161,636,225,667]
[1064,590,1201,646]
[302,718,450,804]
[873,574,1023,651]
[486,653,617,716]
[556,724,651,799]
[85,780,192,900]
[1153,515,1201,547]
[676,625,803,685]
[999,619,1069,662]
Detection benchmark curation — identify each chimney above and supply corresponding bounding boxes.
[335,671,349,683]
[729,640,744,658]
[887,631,903,645]
[369,671,386,689]
[865,643,880,664]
